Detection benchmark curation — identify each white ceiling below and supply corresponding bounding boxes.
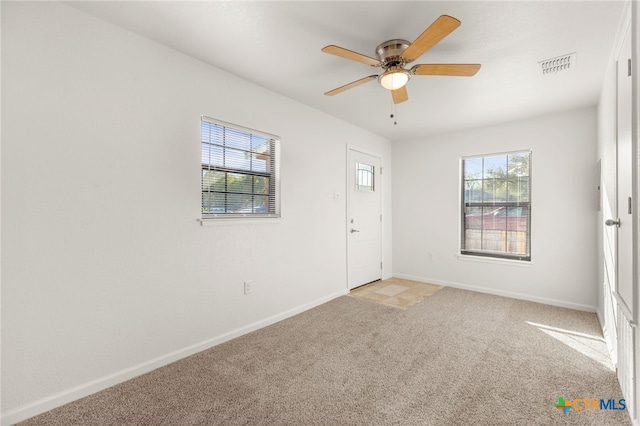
[68,1,626,141]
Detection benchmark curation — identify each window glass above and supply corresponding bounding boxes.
[201,117,280,218]
[461,151,531,261]
[356,162,374,192]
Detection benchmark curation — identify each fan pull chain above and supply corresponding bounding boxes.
[390,102,397,125]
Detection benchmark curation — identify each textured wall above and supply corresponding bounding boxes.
[1,2,392,421]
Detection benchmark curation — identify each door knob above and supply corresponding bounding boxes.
[605,218,621,227]
[350,228,360,233]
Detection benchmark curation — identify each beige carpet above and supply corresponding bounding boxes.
[20,287,630,425]
[348,277,443,309]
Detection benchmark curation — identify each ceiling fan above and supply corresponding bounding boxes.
[321,15,481,104]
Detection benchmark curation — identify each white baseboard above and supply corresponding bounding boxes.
[596,307,604,329]
[393,273,597,313]
[2,289,348,426]
[596,306,617,365]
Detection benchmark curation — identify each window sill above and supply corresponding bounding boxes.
[199,217,282,226]
[456,254,532,267]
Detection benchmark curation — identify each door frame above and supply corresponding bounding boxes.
[346,145,384,290]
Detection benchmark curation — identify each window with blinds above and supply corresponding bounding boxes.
[461,150,531,261]
[201,116,280,218]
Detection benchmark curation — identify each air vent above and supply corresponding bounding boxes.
[539,52,576,75]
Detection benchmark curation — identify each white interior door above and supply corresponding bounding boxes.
[611,24,635,419]
[347,149,382,290]
[614,26,634,319]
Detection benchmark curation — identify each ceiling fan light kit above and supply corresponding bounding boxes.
[321,15,481,105]
[379,66,410,90]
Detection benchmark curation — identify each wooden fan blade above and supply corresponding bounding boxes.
[412,64,481,76]
[402,15,461,62]
[324,75,378,96]
[321,45,380,66]
[391,86,408,104]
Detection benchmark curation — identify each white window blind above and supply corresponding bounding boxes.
[201,116,280,218]
[461,150,531,261]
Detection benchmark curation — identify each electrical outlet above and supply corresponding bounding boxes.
[244,280,253,295]
[427,252,434,261]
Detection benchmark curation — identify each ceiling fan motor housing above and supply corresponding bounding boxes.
[375,39,411,68]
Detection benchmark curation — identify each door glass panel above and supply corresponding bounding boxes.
[356,162,374,192]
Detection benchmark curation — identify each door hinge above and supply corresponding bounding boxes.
[380,262,383,270]
[629,197,633,215]
[380,167,383,175]
[629,58,632,77]
[380,214,382,222]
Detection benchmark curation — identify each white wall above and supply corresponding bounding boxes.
[392,107,598,311]
[0,2,392,422]
[597,41,619,365]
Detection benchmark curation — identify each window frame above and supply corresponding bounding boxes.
[460,150,532,262]
[201,116,280,220]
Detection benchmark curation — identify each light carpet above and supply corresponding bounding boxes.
[19,287,630,425]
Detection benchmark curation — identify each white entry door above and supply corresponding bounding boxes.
[347,149,382,290]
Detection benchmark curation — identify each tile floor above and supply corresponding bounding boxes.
[348,277,443,309]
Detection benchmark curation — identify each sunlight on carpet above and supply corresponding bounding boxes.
[527,321,614,371]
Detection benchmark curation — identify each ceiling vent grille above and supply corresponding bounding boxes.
[539,52,576,75]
